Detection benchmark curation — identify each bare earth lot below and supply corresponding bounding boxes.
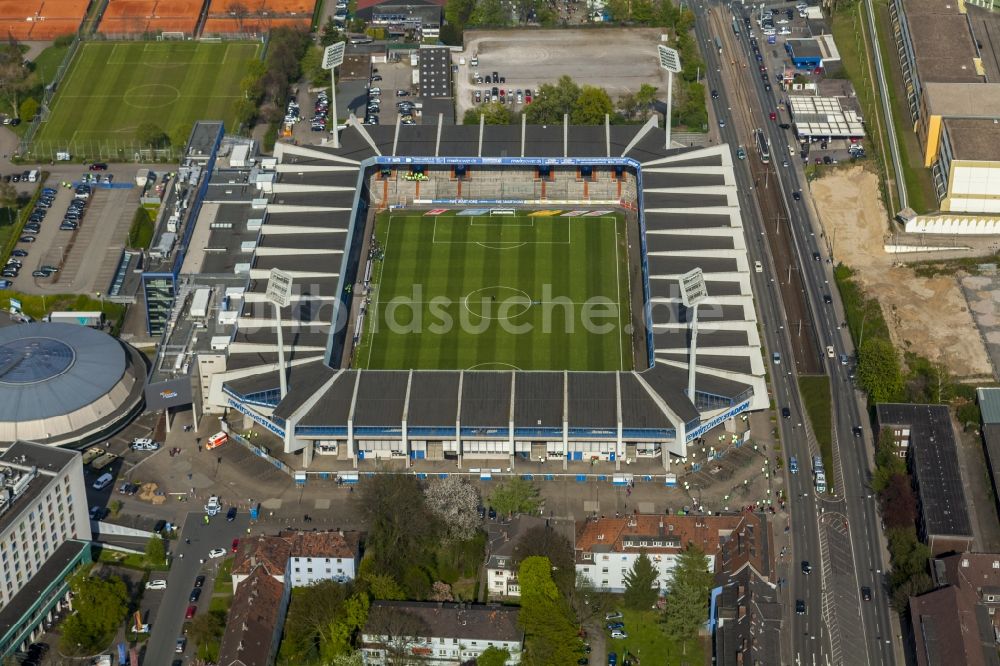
[810,166,992,378]
[455,29,670,118]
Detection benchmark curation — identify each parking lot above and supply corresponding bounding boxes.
[8,173,138,296]
[455,28,670,118]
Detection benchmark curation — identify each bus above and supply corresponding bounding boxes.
[714,36,722,54]
[754,128,771,163]
[206,431,228,450]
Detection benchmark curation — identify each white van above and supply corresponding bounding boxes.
[27,169,39,183]
[92,473,113,490]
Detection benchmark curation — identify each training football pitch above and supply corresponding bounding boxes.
[33,41,262,153]
[354,209,634,372]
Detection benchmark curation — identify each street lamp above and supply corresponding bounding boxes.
[657,45,682,150]
[321,42,346,149]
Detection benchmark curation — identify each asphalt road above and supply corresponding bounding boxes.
[143,510,249,664]
[695,2,898,665]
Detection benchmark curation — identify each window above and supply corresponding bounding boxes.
[602,568,608,574]
[602,579,609,586]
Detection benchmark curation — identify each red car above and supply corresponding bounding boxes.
[231,538,240,553]
[185,605,197,619]
[769,111,777,121]
[89,162,108,171]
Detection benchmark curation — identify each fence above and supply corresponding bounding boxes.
[25,138,181,163]
[18,36,81,155]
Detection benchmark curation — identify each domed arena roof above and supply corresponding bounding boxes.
[0,322,145,445]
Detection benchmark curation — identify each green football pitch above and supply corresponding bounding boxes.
[33,41,262,153]
[354,210,634,372]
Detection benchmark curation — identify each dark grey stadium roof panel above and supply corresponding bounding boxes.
[650,303,748,326]
[656,353,753,376]
[276,171,358,187]
[461,372,512,427]
[232,329,330,348]
[271,191,357,208]
[639,364,700,423]
[253,254,339,273]
[353,371,409,427]
[620,373,673,430]
[259,233,347,250]
[651,153,724,168]
[567,373,617,429]
[301,371,358,426]
[650,279,747,301]
[654,327,749,350]
[272,362,339,419]
[645,213,733,231]
[225,351,324,371]
[648,255,738,275]
[265,212,351,228]
[408,371,461,427]
[513,372,564,428]
[643,172,727,188]
[645,234,735,253]
[246,275,341,295]
[643,192,729,208]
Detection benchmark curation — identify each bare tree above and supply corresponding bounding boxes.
[367,605,431,666]
[227,2,250,32]
[423,476,481,542]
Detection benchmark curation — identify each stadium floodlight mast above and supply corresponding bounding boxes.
[322,42,346,149]
[266,268,294,399]
[657,45,682,150]
[679,268,708,406]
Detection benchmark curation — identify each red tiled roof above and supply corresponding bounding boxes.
[575,513,753,564]
[217,566,287,666]
[232,530,361,576]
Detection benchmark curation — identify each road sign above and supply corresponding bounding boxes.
[657,45,681,74]
[323,42,346,70]
[266,268,293,307]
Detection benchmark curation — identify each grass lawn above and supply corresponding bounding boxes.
[97,547,169,572]
[354,209,633,371]
[798,375,833,483]
[33,41,262,157]
[33,42,71,86]
[0,290,126,330]
[128,205,158,249]
[606,609,703,665]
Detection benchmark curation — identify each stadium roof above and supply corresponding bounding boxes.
[216,120,767,444]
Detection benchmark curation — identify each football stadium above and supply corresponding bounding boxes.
[175,119,767,473]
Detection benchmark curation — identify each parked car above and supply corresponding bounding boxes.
[226,507,237,521]
[194,575,206,588]
[146,579,167,590]
[208,548,226,559]
[189,588,202,603]
[185,605,197,619]
[89,162,108,171]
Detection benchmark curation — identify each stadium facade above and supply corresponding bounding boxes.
[157,119,767,471]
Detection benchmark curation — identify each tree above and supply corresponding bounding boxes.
[136,122,169,149]
[364,571,407,600]
[0,182,18,225]
[366,605,430,665]
[279,586,369,664]
[188,611,224,655]
[320,16,346,46]
[857,337,904,403]
[301,45,326,88]
[477,646,511,666]
[463,102,514,125]
[524,75,581,124]
[356,473,439,579]
[570,571,614,624]
[571,85,614,125]
[489,477,540,517]
[145,534,166,565]
[623,551,659,610]
[512,524,574,597]
[60,572,129,654]
[518,556,579,665]
[661,544,713,651]
[19,97,37,123]
[636,83,659,110]
[881,472,916,530]
[470,0,510,26]
[424,476,481,542]
[617,92,640,121]
[0,38,36,117]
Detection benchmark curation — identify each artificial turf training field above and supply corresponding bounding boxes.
[34,42,262,151]
[355,209,634,372]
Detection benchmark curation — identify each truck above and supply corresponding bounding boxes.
[91,452,119,471]
[45,311,105,327]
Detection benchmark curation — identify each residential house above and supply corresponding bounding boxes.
[910,552,1000,666]
[575,513,766,593]
[217,565,290,666]
[360,601,522,665]
[231,529,362,590]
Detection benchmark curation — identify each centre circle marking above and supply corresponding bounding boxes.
[123,84,181,109]
[463,286,532,320]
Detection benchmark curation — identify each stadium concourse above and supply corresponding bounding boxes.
[203,119,768,474]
